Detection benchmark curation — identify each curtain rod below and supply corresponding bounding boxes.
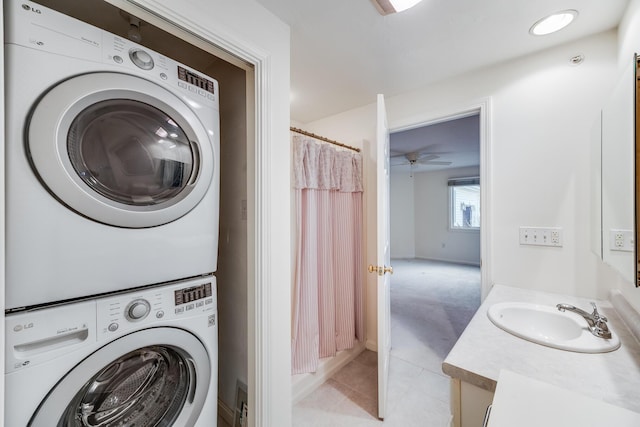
[290,127,360,153]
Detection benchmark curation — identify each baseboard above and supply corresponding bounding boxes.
[365,339,377,351]
[291,341,366,403]
[415,256,481,267]
[218,398,234,426]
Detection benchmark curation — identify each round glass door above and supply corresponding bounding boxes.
[68,99,195,207]
[27,72,216,228]
[30,328,211,427]
[59,346,189,427]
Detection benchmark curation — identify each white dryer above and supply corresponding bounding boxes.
[5,275,218,426]
[5,0,221,309]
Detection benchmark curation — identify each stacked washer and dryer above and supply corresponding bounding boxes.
[4,1,221,425]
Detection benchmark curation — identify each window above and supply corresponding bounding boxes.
[449,177,480,230]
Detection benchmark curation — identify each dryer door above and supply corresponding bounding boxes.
[29,328,211,427]
[27,72,216,228]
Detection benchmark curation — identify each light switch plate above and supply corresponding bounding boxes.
[519,226,563,247]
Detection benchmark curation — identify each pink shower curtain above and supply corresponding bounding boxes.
[291,135,364,374]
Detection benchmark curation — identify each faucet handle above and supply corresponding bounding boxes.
[589,302,613,338]
[590,302,608,322]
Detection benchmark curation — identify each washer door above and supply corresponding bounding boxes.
[27,72,215,228]
[30,328,210,427]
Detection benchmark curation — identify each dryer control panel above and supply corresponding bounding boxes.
[5,0,219,108]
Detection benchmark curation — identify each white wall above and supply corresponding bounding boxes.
[413,166,481,265]
[390,32,619,300]
[305,30,620,346]
[391,166,481,264]
[619,0,640,68]
[390,171,415,258]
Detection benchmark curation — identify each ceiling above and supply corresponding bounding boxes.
[390,113,479,173]
[254,0,629,124]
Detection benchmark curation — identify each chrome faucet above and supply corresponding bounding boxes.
[556,302,612,339]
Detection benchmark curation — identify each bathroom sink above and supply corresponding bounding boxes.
[487,302,620,353]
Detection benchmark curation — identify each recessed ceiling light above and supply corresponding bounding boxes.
[372,0,423,15]
[530,10,578,36]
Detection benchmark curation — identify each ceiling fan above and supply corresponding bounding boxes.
[390,151,453,167]
[390,150,452,177]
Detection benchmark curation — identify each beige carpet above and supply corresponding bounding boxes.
[390,258,481,373]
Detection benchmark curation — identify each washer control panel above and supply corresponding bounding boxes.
[97,276,217,339]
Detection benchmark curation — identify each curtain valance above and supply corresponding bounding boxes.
[293,135,363,192]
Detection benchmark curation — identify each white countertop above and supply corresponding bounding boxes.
[442,285,640,413]
[488,370,640,427]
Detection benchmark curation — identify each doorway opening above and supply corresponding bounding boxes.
[387,110,484,378]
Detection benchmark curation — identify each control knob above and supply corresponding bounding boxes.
[125,299,151,321]
[129,49,154,70]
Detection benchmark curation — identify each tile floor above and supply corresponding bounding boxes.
[292,258,481,426]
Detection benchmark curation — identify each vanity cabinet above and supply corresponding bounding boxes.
[449,378,494,427]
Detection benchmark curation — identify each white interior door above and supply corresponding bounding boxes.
[375,94,392,419]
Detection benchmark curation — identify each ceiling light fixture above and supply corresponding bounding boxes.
[372,0,423,15]
[529,10,578,36]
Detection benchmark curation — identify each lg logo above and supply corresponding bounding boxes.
[22,4,42,14]
[13,322,34,332]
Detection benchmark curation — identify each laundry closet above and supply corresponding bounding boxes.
[5,0,251,424]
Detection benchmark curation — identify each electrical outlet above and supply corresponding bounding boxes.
[234,381,248,427]
[519,226,563,247]
[609,229,634,252]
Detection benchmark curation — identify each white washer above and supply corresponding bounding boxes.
[5,275,218,426]
[5,0,220,309]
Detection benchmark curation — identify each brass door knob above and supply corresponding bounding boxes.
[368,265,393,276]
